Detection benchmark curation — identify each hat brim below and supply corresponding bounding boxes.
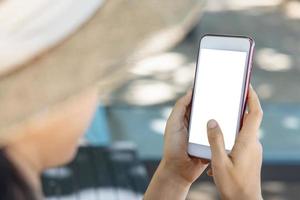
[0,0,205,136]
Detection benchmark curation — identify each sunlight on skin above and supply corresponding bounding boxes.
[284,1,300,19]
[282,116,300,130]
[256,48,293,72]
[130,53,186,76]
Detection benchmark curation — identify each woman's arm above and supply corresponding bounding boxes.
[143,161,191,199]
[144,89,208,200]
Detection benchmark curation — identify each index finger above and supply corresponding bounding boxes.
[240,85,263,137]
[168,89,193,122]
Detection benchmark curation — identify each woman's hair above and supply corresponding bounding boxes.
[0,148,37,200]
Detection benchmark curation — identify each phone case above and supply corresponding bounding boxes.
[188,34,255,159]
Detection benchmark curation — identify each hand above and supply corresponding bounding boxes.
[206,86,263,200]
[144,89,208,200]
[162,89,209,185]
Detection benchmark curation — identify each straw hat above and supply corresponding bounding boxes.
[0,0,205,144]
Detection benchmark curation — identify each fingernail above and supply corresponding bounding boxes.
[207,119,218,129]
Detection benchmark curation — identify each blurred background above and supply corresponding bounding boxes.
[1,0,300,199]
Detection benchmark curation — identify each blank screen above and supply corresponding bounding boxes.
[189,48,248,150]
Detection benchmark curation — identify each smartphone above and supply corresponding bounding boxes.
[188,34,255,159]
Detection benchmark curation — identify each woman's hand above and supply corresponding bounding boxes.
[162,89,209,185]
[206,86,263,200]
[144,89,208,200]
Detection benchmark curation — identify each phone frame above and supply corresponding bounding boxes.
[187,34,255,159]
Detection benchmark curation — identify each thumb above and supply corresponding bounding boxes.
[207,119,228,162]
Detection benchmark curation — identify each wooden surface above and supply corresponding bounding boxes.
[0,0,205,137]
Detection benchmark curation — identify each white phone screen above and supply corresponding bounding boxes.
[189,48,248,150]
